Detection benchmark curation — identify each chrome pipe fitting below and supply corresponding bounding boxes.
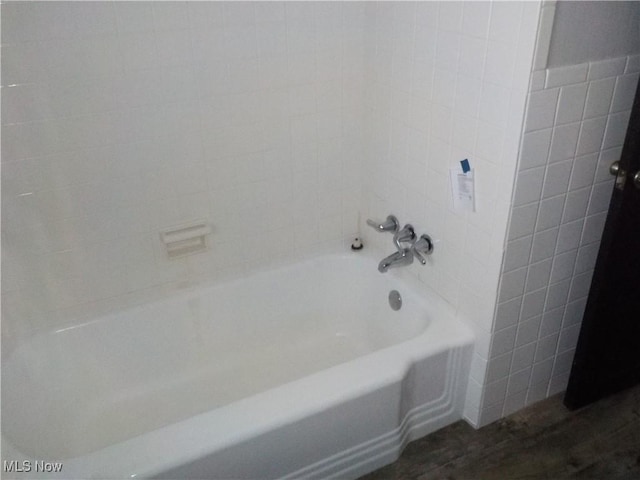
[367,214,435,273]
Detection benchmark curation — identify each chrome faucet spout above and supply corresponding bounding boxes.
[378,248,414,273]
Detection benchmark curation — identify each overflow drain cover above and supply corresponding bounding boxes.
[389,290,402,311]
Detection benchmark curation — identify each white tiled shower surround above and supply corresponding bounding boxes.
[481,56,640,423]
[359,1,540,426]
[2,1,367,349]
[2,0,638,428]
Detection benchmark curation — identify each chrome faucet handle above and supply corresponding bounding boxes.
[393,224,416,252]
[412,234,434,265]
[366,215,399,234]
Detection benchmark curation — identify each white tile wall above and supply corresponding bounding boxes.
[360,1,541,426]
[482,53,640,423]
[1,2,367,351]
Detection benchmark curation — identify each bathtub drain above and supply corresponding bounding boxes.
[388,290,402,311]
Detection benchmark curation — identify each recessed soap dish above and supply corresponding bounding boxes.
[160,223,212,259]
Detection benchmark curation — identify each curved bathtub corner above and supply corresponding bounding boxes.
[150,315,474,480]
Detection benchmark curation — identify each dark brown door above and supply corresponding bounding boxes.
[564,81,640,410]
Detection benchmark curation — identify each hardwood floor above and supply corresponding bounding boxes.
[360,384,640,479]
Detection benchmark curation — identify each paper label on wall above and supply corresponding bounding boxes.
[449,168,475,212]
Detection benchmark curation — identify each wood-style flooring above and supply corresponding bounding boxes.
[360,384,640,480]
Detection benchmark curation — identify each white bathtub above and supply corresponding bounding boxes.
[2,252,473,479]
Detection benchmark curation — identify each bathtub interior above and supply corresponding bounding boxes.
[2,253,441,462]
